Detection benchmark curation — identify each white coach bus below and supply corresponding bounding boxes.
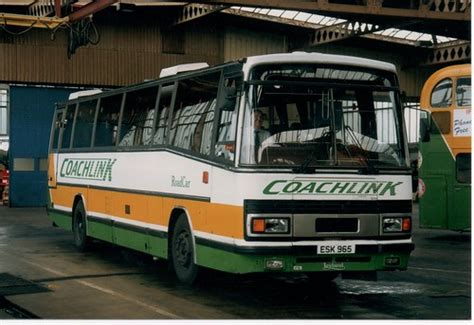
[48,52,414,284]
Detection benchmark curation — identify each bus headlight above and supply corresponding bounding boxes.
[382,217,411,233]
[252,218,290,234]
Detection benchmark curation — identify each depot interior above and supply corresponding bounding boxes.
[0,0,470,207]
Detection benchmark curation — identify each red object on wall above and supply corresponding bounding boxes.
[0,170,9,189]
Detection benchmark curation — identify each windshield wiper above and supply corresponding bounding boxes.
[344,125,379,175]
[292,149,318,174]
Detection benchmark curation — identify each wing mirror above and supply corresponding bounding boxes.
[419,110,431,142]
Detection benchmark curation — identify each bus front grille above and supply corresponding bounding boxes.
[315,218,359,233]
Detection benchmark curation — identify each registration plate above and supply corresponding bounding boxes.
[317,243,355,255]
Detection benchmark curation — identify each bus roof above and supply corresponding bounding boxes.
[422,64,471,89]
[420,63,471,108]
[243,52,397,76]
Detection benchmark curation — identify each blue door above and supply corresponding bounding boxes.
[9,86,75,207]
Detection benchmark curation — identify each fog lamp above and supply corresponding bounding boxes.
[385,256,401,266]
[265,259,285,270]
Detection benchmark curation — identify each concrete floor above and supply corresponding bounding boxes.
[0,204,471,319]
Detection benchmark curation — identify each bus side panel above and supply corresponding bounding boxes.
[452,182,471,230]
[86,188,167,257]
[50,184,88,230]
[147,195,167,258]
[419,175,448,229]
[419,128,455,229]
[48,207,73,231]
[47,154,73,231]
[87,188,114,243]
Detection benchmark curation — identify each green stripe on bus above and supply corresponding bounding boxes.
[48,210,72,231]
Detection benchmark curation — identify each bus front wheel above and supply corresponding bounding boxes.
[73,201,91,251]
[171,215,199,285]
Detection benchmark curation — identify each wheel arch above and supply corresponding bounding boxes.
[167,206,197,264]
[72,193,87,232]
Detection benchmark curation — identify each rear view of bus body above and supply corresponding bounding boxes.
[418,64,471,231]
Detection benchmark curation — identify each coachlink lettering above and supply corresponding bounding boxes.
[263,180,403,196]
[60,158,117,181]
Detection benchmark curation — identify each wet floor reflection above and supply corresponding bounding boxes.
[337,279,422,295]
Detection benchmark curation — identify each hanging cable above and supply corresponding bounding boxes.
[0,19,38,36]
[67,17,100,58]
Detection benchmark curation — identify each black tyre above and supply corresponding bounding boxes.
[73,201,91,251]
[171,215,199,285]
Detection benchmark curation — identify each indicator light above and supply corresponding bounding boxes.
[402,217,411,232]
[251,218,290,234]
[252,219,265,233]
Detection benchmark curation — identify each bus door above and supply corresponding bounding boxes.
[451,152,471,230]
[48,108,65,189]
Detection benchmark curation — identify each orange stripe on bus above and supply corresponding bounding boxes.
[51,185,244,239]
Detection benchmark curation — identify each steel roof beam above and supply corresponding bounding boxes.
[158,0,471,22]
[424,41,471,65]
[0,12,64,28]
[174,3,227,25]
[222,7,323,29]
[223,8,433,48]
[67,0,117,22]
[26,0,67,18]
[309,21,390,46]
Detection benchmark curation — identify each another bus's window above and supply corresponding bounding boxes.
[456,77,471,107]
[153,84,174,145]
[119,86,158,147]
[431,111,451,134]
[51,110,63,150]
[431,78,452,108]
[61,104,76,149]
[72,100,97,148]
[94,94,122,147]
[169,73,220,154]
[456,153,471,183]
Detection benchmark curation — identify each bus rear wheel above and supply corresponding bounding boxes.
[73,201,91,251]
[171,215,199,285]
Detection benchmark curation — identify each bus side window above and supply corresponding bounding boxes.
[456,77,471,107]
[456,153,471,183]
[72,100,97,149]
[119,86,158,147]
[431,78,452,108]
[169,72,220,154]
[61,104,76,149]
[153,83,174,145]
[94,94,122,147]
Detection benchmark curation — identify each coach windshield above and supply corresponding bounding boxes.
[239,64,408,171]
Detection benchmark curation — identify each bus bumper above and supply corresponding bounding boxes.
[195,240,414,274]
